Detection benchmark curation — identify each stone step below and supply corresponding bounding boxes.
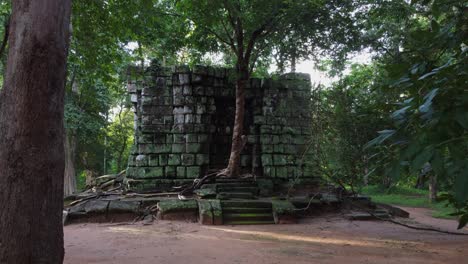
[215,178,255,183]
[216,182,258,188]
[224,213,274,222]
[345,212,391,221]
[223,220,276,225]
[217,192,256,200]
[223,207,272,214]
[221,200,272,209]
[217,187,259,194]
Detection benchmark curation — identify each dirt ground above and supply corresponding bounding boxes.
[64,207,468,264]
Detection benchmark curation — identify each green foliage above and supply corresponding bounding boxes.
[309,64,392,189]
[171,0,365,73]
[365,0,468,228]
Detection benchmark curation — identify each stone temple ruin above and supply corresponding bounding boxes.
[66,64,395,226]
[126,63,317,193]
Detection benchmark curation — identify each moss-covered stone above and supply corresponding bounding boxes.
[271,200,297,224]
[186,143,202,153]
[165,166,176,177]
[256,179,274,196]
[157,199,198,213]
[168,154,181,166]
[145,167,164,178]
[157,199,199,221]
[197,200,214,225]
[176,166,186,177]
[194,188,217,198]
[181,154,196,166]
[186,166,201,178]
[171,144,185,153]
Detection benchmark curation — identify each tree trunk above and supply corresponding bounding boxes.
[291,54,297,73]
[429,174,437,203]
[0,0,71,263]
[225,62,249,177]
[64,130,77,196]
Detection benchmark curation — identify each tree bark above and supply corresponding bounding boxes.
[225,61,249,177]
[64,131,77,196]
[0,0,71,263]
[429,174,437,203]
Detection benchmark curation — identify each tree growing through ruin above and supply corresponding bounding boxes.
[173,0,364,177]
[0,0,72,262]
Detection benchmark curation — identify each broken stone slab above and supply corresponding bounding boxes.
[210,199,223,225]
[271,199,297,224]
[198,199,223,225]
[156,199,198,222]
[198,200,214,225]
[345,211,391,221]
[320,193,340,204]
[194,188,217,199]
[84,200,109,214]
[375,203,410,218]
[107,200,141,214]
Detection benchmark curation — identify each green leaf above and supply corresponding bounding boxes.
[455,109,468,129]
[391,106,411,119]
[365,130,396,148]
[411,147,434,171]
[419,88,438,113]
[454,166,468,203]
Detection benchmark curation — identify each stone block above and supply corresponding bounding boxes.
[176,167,186,178]
[261,144,274,153]
[171,144,185,153]
[179,74,191,85]
[186,166,201,178]
[181,154,196,166]
[261,154,273,166]
[165,166,176,178]
[273,155,287,166]
[135,154,148,166]
[159,154,168,166]
[186,143,202,153]
[198,134,209,143]
[108,201,141,214]
[198,200,214,225]
[145,167,164,178]
[148,155,159,166]
[271,200,297,224]
[168,154,181,166]
[275,166,288,178]
[264,166,275,177]
[172,134,185,143]
[196,154,209,165]
[186,134,198,143]
[157,199,198,222]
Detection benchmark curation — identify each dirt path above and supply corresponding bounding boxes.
[64,207,468,264]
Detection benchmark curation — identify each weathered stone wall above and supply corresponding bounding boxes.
[126,64,315,192]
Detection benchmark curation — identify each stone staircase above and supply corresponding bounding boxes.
[221,200,275,225]
[215,178,259,200]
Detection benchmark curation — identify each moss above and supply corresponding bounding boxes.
[194,188,217,198]
[157,199,198,213]
[271,200,296,215]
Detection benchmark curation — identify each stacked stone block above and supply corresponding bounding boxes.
[126,65,315,192]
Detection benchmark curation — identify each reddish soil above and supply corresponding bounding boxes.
[64,207,468,264]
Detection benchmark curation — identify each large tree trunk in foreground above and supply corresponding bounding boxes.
[0,0,71,263]
[64,131,77,196]
[225,62,249,177]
